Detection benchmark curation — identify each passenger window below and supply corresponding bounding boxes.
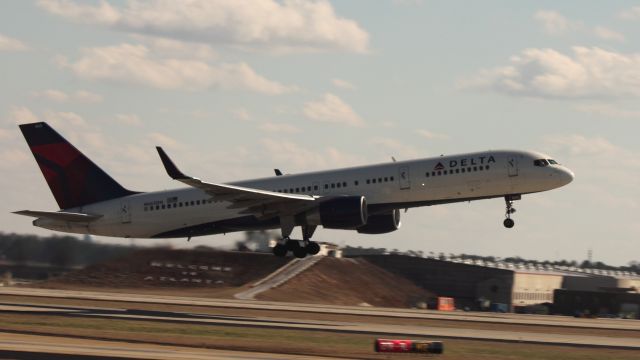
[289,188,293,192]
[378,177,382,183]
[162,205,166,209]
[324,184,328,189]
[425,172,429,177]
[372,179,377,184]
[354,181,359,186]
[473,166,477,171]
[314,185,319,190]
[155,206,159,210]
[337,183,341,188]
[179,202,183,207]
[461,168,466,173]
[456,169,460,174]
[343,182,347,187]
[307,186,311,191]
[295,187,299,192]
[331,183,335,188]
[485,165,490,170]
[384,177,388,182]
[437,171,441,176]
[190,201,195,206]
[366,179,370,184]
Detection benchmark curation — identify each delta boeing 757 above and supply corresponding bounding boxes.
[14,122,574,258]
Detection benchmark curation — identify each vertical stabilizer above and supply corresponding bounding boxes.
[19,122,137,209]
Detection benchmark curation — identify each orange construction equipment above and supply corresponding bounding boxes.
[437,297,455,311]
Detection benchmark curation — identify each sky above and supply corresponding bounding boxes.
[1,0,639,266]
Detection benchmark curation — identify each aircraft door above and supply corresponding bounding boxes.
[399,166,411,190]
[121,201,132,224]
[507,156,519,177]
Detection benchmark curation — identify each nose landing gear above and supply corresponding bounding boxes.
[503,195,520,228]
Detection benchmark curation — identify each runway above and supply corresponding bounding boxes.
[0,332,341,360]
[1,287,638,332]
[0,297,639,349]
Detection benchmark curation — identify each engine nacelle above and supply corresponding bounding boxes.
[305,196,367,229]
[357,209,401,234]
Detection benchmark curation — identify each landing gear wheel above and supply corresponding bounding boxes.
[306,242,320,255]
[503,218,515,228]
[272,244,287,257]
[293,247,307,258]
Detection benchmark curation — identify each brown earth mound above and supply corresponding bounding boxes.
[42,249,290,291]
[256,257,433,307]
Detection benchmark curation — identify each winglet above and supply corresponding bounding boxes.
[156,146,188,179]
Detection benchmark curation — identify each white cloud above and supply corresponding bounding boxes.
[74,90,103,103]
[7,106,38,124]
[459,47,640,99]
[332,78,355,90]
[370,137,419,159]
[37,0,120,24]
[259,122,300,134]
[593,26,625,42]
[231,108,250,121]
[131,35,217,61]
[544,134,621,158]
[148,132,180,149]
[303,93,363,126]
[58,43,295,94]
[34,89,103,103]
[574,103,640,119]
[533,10,574,35]
[417,129,449,140]
[0,33,29,51]
[38,0,369,54]
[618,6,640,20]
[43,110,86,128]
[0,128,12,140]
[261,138,361,169]
[115,113,142,127]
[0,149,31,170]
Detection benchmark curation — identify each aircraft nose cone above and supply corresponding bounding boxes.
[560,167,574,186]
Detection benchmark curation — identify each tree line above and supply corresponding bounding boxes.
[0,232,137,268]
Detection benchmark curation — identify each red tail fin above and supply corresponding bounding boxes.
[19,122,137,209]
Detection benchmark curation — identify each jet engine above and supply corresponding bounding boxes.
[357,209,401,234]
[305,196,367,229]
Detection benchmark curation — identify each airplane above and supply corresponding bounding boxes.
[14,122,574,258]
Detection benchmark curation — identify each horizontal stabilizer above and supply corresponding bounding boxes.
[13,210,102,222]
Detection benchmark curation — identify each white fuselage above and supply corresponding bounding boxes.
[34,150,574,239]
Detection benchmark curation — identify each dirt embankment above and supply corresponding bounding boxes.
[257,257,433,307]
[39,249,290,294]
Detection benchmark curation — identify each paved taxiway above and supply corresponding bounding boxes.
[1,287,638,331]
[0,332,341,360]
[1,298,639,349]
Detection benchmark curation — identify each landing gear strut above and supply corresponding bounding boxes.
[503,195,520,229]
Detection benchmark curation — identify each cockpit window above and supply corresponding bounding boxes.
[548,159,559,165]
[533,159,549,167]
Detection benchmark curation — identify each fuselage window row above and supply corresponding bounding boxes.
[273,175,395,194]
[425,165,490,178]
[144,198,211,212]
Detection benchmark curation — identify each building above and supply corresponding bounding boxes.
[361,254,639,312]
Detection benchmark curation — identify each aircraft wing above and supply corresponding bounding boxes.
[13,210,103,222]
[156,147,316,217]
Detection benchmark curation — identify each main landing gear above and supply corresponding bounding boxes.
[272,238,321,258]
[272,224,320,258]
[503,195,520,229]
